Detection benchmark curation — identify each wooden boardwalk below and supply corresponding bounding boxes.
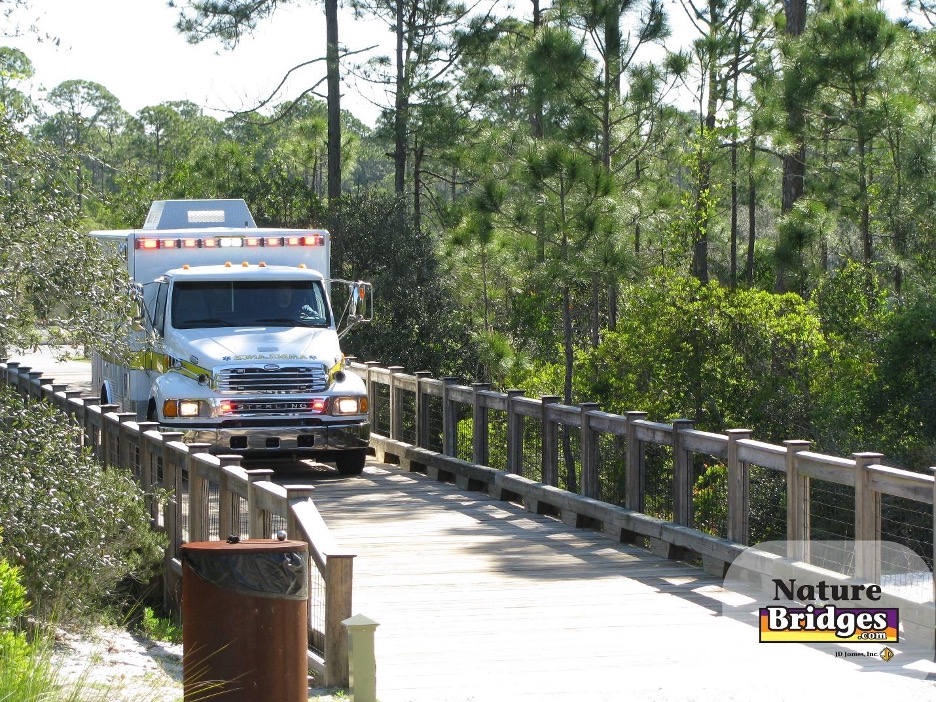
[311,464,936,702]
[8,348,936,701]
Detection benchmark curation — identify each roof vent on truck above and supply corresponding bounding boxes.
[143,199,257,230]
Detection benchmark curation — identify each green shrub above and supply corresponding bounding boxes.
[576,270,826,442]
[0,550,55,698]
[140,605,182,644]
[0,387,165,623]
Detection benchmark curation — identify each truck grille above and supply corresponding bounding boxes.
[221,400,324,416]
[217,364,328,394]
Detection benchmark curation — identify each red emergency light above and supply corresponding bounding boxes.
[135,233,325,250]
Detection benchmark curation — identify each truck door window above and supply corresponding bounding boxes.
[153,281,168,337]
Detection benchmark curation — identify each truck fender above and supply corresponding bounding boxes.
[150,370,208,420]
[100,379,115,406]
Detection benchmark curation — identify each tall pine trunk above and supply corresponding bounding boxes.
[326,0,341,202]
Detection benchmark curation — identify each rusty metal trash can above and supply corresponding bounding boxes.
[181,538,309,701]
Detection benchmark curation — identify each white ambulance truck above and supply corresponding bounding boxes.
[91,199,372,475]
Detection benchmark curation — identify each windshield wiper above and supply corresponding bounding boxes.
[178,318,229,328]
[257,317,304,326]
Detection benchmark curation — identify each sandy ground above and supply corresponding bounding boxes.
[53,626,345,701]
[54,626,184,702]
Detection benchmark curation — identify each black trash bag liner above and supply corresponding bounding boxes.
[182,549,309,600]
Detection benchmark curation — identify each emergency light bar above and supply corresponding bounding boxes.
[134,234,325,250]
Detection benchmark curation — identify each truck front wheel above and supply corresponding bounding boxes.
[335,450,366,476]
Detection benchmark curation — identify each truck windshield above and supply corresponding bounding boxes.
[171,280,331,330]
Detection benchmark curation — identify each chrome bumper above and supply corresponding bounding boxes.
[167,420,370,455]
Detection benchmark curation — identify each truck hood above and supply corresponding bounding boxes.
[165,327,344,370]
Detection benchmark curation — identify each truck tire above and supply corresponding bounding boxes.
[335,450,366,476]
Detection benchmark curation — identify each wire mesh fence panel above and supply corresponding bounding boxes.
[558,424,581,494]
[107,431,119,467]
[880,494,933,600]
[308,568,326,658]
[455,403,472,462]
[521,415,541,481]
[748,465,787,547]
[486,409,508,472]
[692,456,728,539]
[426,394,444,454]
[597,432,627,507]
[373,382,391,436]
[398,390,417,444]
[208,482,219,540]
[644,443,674,521]
[808,478,855,575]
[271,512,287,536]
[237,496,249,540]
[180,473,190,543]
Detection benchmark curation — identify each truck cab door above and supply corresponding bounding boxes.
[141,278,169,338]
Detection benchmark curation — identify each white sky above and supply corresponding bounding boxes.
[4,1,919,131]
[4,0,392,126]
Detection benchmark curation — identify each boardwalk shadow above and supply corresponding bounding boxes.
[313,463,729,616]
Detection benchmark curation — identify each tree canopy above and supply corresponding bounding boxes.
[4,0,936,469]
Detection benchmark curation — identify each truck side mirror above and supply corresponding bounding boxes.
[333,279,372,339]
[349,281,373,323]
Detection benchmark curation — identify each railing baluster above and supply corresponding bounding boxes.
[579,402,600,499]
[671,418,695,527]
[726,429,753,545]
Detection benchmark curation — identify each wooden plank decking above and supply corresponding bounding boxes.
[311,464,936,702]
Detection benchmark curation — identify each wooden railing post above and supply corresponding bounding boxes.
[27,370,43,400]
[99,404,120,466]
[364,361,381,433]
[932,468,936,598]
[284,483,318,675]
[247,468,275,539]
[285,484,316,542]
[80,397,101,450]
[10,364,28,396]
[116,412,139,473]
[136,421,160,521]
[160,434,186,612]
[541,396,560,486]
[625,411,648,512]
[441,377,459,457]
[472,383,491,467]
[324,554,354,687]
[187,445,214,544]
[63,390,85,448]
[854,452,884,582]
[671,419,695,527]
[2,362,19,389]
[785,439,812,561]
[387,366,405,441]
[726,429,753,545]
[506,389,525,476]
[580,402,600,499]
[414,371,432,449]
[46,382,67,408]
[217,455,243,541]
[63,387,83,418]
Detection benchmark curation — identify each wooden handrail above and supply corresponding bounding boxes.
[0,360,354,688]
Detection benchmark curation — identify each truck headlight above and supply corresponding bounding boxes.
[332,397,368,415]
[163,399,204,418]
[179,400,201,417]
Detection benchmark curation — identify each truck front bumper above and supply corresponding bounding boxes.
[164,419,370,456]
